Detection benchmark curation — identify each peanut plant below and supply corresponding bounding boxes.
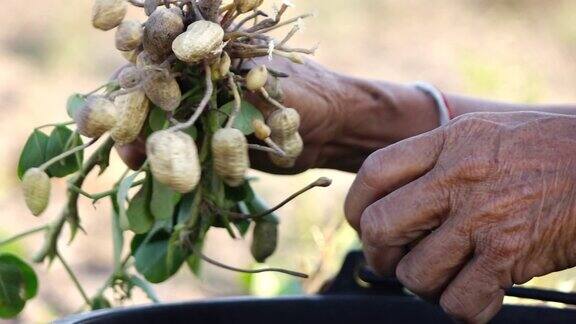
[1,0,331,318]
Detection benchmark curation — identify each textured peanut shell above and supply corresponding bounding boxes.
[264,76,285,102]
[147,130,201,193]
[22,168,51,216]
[218,52,232,77]
[118,66,142,89]
[234,0,264,13]
[250,219,278,263]
[267,108,301,140]
[172,21,224,64]
[92,0,127,31]
[210,52,231,80]
[121,49,139,64]
[136,50,159,69]
[111,90,150,145]
[75,96,118,138]
[269,133,303,168]
[246,66,269,91]
[252,119,271,141]
[115,20,143,51]
[143,71,181,111]
[144,0,158,16]
[143,8,185,60]
[212,128,249,187]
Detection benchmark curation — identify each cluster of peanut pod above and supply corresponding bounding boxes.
[18,0,328,292]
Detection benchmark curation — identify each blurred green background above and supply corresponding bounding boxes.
[1,0,576,322]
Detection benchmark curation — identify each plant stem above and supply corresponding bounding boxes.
[170,62,213,132]
[232,177,332,220]
[39,138,98,171]
[83,83,112,97]
[225,73,242,128]
[67,180,145,202]
[248,144,278,154]
[255,13,314,34]
[259,88,286,111]
[34,138,115,263]
[0,225,48,247]
[56,251,91,306]
[197,250,308,278]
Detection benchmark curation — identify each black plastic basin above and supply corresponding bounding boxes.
[57,251,576,324]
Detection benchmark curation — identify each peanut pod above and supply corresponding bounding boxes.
[74,95,118,138]
[111,90,150,145]
[252,119,271,141]
[246,65,268,92]
[22,168,51,216]
[212,128,249,187]
[143,70,182,111]
[267,108,301,139]
[92,0,127,31]
[264,75,285,102]
[121,49,139,64]
[211,52,232,81]
[269,132,303,168]
[118,66,143,89]
[250,216,279,263]
[115,20,144,51]
[143,7,185,62]
[172,20,224,64]
[147,130,201,193]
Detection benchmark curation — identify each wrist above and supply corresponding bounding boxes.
[321,76,441,172]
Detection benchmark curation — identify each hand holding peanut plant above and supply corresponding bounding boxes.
[3,0,332,318]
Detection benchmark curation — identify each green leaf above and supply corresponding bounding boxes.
[234,203,252,237]
[225,181,255,202]
[184,125,198,140]
[150,178,181,221]
[90,296,111,310]
[129,275,160,303]
[17,130,49,179]
[117,172,140,231]
[126,175,154,234]
[148,107,168,132]
[220,101,264,135]
[96,140,114,176]
[176,192,195,224]
[45,126,83,178]
[0,254,38,319]
[66,94,86,119]
[186,242,203,276]
[246,195,279,225]
[110,198,124,272]
[132,229,187,283]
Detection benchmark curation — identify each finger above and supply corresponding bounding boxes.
[363,243,405,277]
[439,256,506,323]
[395,217,471,300]
[344,128,445,231]
[360,170,449,246]
[359,171,450,276]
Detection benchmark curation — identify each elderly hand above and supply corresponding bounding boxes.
[345,112,576,323]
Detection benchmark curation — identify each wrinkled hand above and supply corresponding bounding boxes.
[118,57,346,174]
[345,112,576,323]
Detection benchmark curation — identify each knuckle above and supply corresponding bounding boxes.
[451,155,497,181]
[360,206,394,247]
[359,150,385,189]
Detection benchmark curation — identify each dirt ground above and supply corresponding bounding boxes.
[1,1,576,322]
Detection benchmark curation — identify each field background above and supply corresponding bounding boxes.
[1,0,576,322]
